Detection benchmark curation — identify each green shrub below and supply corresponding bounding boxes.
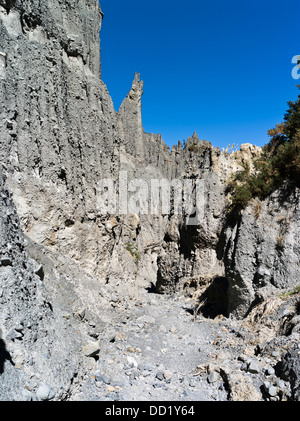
[230,86,300,209]
[279,285,300,298]
[125,242,141,261]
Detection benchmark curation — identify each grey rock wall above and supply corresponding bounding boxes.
[0,0,268,304]
[222,188,300,318]
[0,0,122,279]
[0,3,299,402]
[0,172,88,400]
[0,0,300,402]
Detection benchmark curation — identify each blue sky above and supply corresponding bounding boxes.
[100,0,299,150]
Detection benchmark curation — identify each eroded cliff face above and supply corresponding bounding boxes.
[1,0,300,403]
[0,2,300,395]
[0,0,121,278]
[0,172,89,400]
[0,0,247,293]
[223,188,300,318]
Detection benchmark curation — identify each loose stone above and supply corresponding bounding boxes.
[247,360,260,374]
[36,384,55,401]
[82,341,100,357]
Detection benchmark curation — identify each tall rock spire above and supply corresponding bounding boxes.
[118,73,145,159]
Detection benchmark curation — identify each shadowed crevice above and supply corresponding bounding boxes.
[0,337,15,374]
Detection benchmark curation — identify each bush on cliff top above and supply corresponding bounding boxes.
[230,85,300,209]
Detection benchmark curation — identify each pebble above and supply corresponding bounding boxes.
[276,379,285,389]
[127,355,138,368]
[207,371,220,383]
[14,330,23,339]
[163,370,173,381]
[247,360,260,374]
[268,386,277,397]
[265,366,275,375]
[22,389,33,401]
[15,324,24,333]
[127,346,135,353]
[95,372,111,384]
[156,371,164,381]
[263,381,277,397]
[75,308,86,320]
[82,341,100,357]
[36,384,55,401]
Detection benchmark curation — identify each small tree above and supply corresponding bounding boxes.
[230,85,300,209]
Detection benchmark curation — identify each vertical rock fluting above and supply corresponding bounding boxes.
[0,172,89,401]
[0,0,123,277]
[223,188,300,318]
